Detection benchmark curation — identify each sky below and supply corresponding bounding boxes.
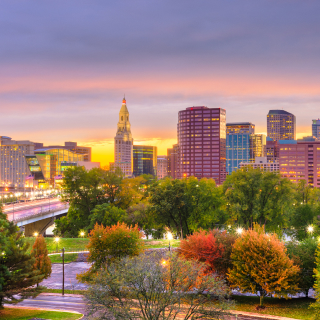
[1,0,320,166]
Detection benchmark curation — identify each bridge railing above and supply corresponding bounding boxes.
[13,203,69,223]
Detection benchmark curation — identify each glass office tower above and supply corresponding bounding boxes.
[133,145,157,177]
[226,122,255,174]
[267,110,296,141]
[312,119,320,139]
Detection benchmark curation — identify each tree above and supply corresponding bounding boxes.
[179,229,237,277]
[313,242,320,319]
[286,238,317,297]
[31,235,52,287]
[89,203,127,230]
[84,252,232,320]
[223,167,293,232]
[0,211,44,308]
[148,177,223,238]
[227,225,299,307]
[77,222,144,282]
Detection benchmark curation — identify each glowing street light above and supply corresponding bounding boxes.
[236,227,243,235]
[307,225,314,234]
[33,232,39,237]
[167,232,173,251]
[80,231,85,238]
[54,237,60,252]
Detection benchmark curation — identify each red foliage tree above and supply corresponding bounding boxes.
[178,229,225,275]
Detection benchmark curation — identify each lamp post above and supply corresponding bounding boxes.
[62,247,65,296]
[54,237,60,252]
[167,232,173,251]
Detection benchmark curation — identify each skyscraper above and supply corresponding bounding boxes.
[177,106,226,184]
[114,97,133,177]
[250,134,266,160]
[157,156,168,179]
[133,145,157,177]
[312,119,320,139]
[226,122,255,174]
[267,110,296,141]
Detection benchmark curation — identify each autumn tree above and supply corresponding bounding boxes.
[228,225,299,307]
[85,253,232,320]
[223,167,293,231]
[0,211,44,308]
[179,229,237,277]
[78,222,144,282]
[31,235,52,287]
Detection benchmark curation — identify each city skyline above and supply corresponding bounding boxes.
[1,1,320,166]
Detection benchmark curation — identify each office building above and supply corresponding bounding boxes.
[264,138,279,163]
[226,122,255,174]
[34,142,91,161]
[312,119,320,139]
[167,144,179,179]
[114,97,133,177]
[157,156,168,179]
[267,110,296,141]
[279,140,320,187]
[240,157,279,172]
[250,134,266,160]
[0,136,34,190]
[177,106,226,184]
[133,145,157,177]
[26,148,85,188]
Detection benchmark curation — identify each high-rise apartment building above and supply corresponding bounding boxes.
[177,106,226,184]
[267,110,296,141]
[279,140,320,187]
[114,98,133,177]
[0,136,34,190]
[226,122,255,174]
[133,145,157,177]
[240,157,279,172]
[157,156,168,179]
[312,119,320,139]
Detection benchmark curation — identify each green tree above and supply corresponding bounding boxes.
[228,225,299,307]
[223,167,293,232]
[89,203,127,230]
[77,222,144,282]
[313,242,320,319]
[85,253,232,320]
[0,212,44,308]
[286,238,317,298]
[148,177,223,238]
[31,235,52,287]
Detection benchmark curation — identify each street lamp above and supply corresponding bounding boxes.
[236,227,243,235]
[80,231,85,238]
[167,232,173,251]
[54,237,60,252]
[33,232,39,237]
[307,225,314,234]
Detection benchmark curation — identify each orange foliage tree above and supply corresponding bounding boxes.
[228,225,299,307]
[31,235,52,286]
[78,222,144,282]
[178,229,237,276]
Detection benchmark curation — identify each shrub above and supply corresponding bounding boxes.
[77,222,144,282]
[178,229,237,276]
[312,242,320,319]
[228,225,299,307]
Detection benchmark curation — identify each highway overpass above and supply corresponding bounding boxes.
[3,198,69,236]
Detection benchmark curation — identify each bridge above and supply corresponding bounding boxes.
[3,198,69,236]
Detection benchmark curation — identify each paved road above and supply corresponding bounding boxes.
[3,198,68,222]
[14,294,86,314]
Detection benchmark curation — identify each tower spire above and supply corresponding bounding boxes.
[123,94,126,104]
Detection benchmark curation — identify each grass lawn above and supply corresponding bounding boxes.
[25,237,181,252]
[144,239,180,249]
[49,253,79,264]
[232,295,316,320]
[0,308,81,320]
[25,237,89,253]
